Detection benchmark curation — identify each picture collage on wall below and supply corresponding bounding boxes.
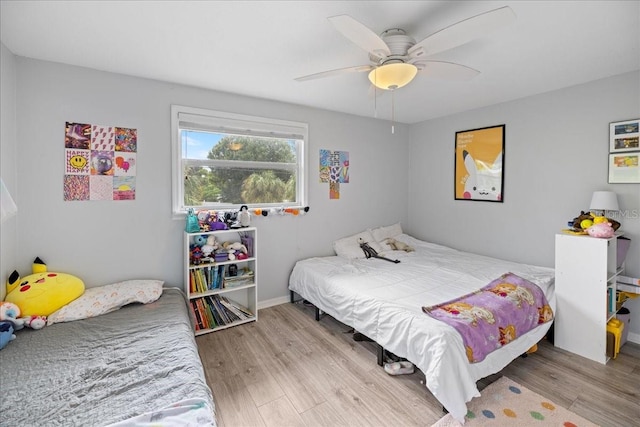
[608,118,640,184]
[319,149,349,199]
[64,122,137,201]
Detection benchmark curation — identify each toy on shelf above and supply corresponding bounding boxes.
[566,210,620,235]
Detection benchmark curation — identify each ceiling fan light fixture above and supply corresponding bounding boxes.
[368,63,418,90]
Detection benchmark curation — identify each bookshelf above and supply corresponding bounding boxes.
[554,232,625,364]
[184,227,257,335]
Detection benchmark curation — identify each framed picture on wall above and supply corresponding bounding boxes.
[454,124,505,202]
[608,152,640,183]
[609,118,639,153]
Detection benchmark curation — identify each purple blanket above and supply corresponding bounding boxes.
[422,272,553,363]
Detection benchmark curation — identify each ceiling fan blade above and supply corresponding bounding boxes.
[415,61,480,80]
[328,15,390,59]
[408,6,516,58]
[295,65,374,82]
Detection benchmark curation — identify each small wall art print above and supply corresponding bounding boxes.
[609,118,639,153]
[320,149,349,199]
[454,124,505,202]
[64,122,137,201]
[608,152,640,184]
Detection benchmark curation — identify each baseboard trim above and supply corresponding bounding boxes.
[257,295,289,310]
[627,331,639,344]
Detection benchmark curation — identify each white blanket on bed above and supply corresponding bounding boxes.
[288,235,555,423]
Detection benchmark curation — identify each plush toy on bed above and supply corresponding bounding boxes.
[384,238,414,252]
[0,301,46,330]
[5,257,85,317]
[0,320,15,350]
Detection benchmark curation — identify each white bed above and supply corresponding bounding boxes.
[288,233,555,423]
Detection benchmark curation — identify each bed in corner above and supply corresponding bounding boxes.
[0,287,216,426]
[288,226,555,423]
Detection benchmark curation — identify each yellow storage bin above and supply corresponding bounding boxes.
[606,318,624,359]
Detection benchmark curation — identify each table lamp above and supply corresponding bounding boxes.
[589,191,619,218]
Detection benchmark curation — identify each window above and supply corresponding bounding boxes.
[171,105,308,216]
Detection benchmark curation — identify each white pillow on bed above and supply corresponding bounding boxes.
[47,280,164,325]
[333,230,383,259]
[371,223,403,251]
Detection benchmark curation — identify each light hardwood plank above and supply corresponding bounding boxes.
[258,395,306,427]
[197,302,640,427]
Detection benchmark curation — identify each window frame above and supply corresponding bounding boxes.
[171,105,308,218]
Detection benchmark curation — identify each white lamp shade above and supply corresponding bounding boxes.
[368,63,418,90]
[1,178,18,223]
[589,191,619,212]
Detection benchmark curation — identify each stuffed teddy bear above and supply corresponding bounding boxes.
[0,320,15,350]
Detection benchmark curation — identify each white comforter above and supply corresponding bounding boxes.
[288,235,555,423]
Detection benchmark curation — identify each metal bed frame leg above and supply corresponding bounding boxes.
[377,344,384,366]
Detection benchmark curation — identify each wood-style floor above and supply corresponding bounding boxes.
[196,302,640,427]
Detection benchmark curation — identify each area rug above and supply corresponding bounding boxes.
[431,376,599,427]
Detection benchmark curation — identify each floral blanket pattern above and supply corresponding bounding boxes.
[422,272,553,363]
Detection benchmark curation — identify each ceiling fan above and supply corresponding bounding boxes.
[295,6,516,91]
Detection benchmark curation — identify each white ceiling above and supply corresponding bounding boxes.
[1,1,638,124]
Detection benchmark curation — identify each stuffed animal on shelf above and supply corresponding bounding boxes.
[586,221,615,238]
[221,241,248,261]
[0,320,15,350]
[5,257,85,317]
[201,235,218,261]
[239,205,251,227]
[571,210,620,233]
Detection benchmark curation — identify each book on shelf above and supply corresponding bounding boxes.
[190,300,204,330]
[218,297,249,320]
[223,269,254,288]
[220,295,254,318]
[617,283,640,294]
[205,295,226,326]
[195,298,211,329]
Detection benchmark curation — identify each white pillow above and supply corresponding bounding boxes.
[333,230,383,259]
[47,279,164,325]
[371,223,403,251]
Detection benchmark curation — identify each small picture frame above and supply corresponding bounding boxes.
[608,152,640,184]
[609,119,639,153]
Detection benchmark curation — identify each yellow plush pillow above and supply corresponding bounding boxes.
[5,258,85,317]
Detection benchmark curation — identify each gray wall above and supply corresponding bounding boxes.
[0,43,18,300]
[2,44,639,341]
[407,70,640,341]
[10,54,409,305]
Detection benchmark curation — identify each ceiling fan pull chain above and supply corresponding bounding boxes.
[391,89,395,134]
